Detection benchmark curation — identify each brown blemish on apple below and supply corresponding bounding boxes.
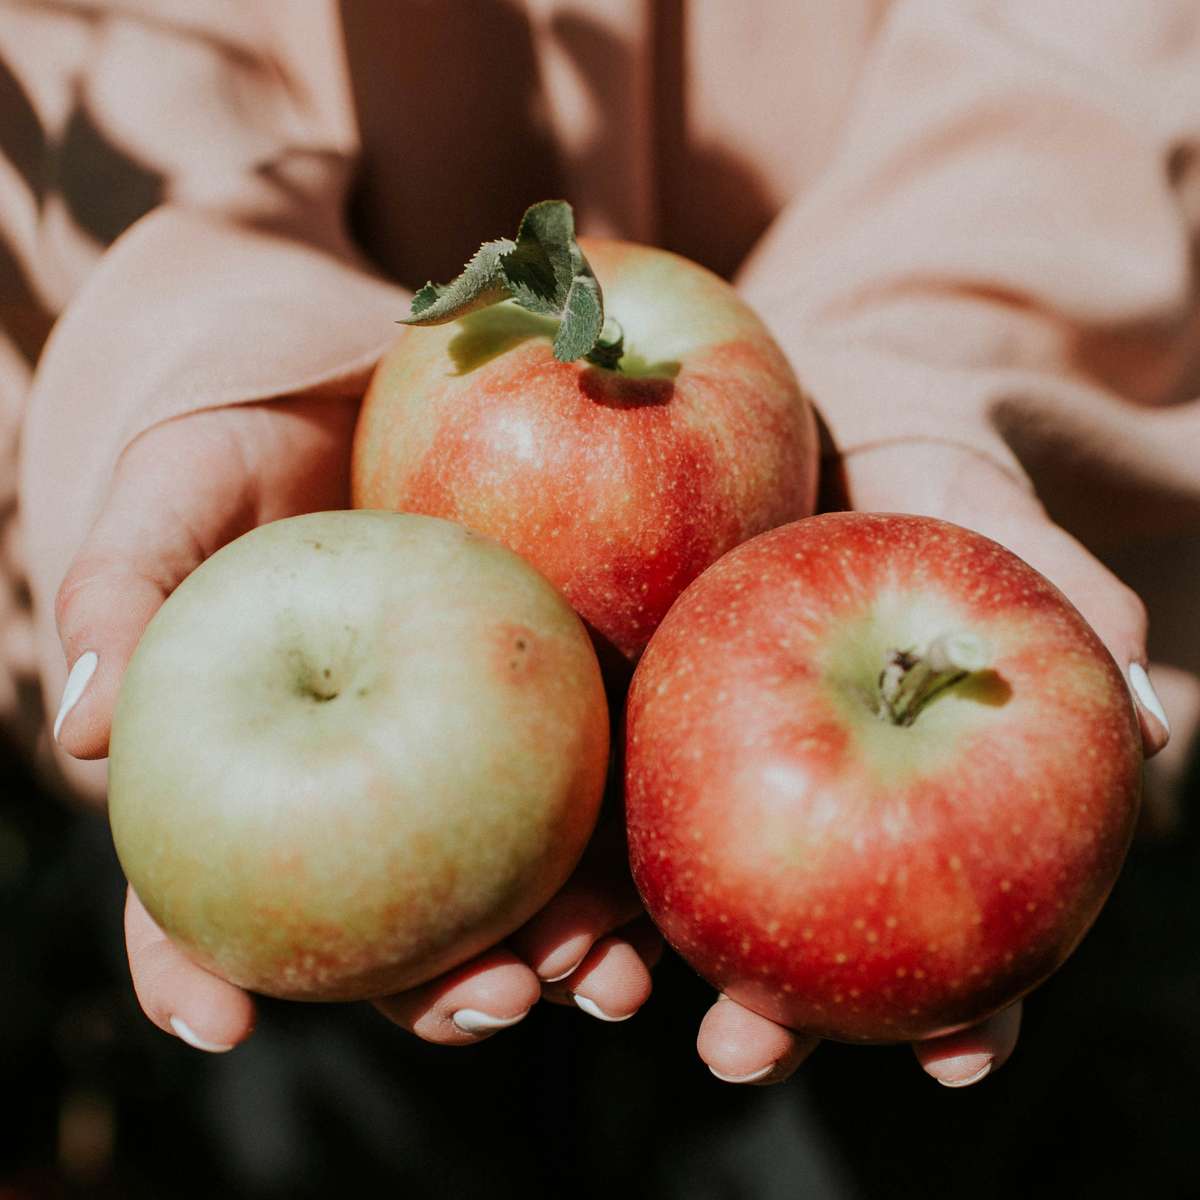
[493,622,539,677]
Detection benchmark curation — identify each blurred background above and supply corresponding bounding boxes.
[3,723,1198,1199]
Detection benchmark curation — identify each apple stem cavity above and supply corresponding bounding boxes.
[296,663,340,703]
[877,632,991,726]
[398,200,625,370]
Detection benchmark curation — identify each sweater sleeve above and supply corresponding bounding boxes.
[8,1,406,802]
[736,0,1200,530]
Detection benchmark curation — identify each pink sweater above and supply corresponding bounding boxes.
[3,0,1199,804]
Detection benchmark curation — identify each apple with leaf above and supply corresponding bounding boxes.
[352,200,819,668]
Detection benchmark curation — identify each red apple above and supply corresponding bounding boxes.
[625,512,1142,1043]
[108,510,609,1002]
[352,211,817,669]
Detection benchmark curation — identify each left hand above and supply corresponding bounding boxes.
[54,394,659,1051]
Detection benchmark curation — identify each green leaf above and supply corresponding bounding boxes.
[408,281,445,315]
[502,201,608,363]
[552,273,604,363]
[397,200,619,366]
[501,199,577,308]
[504,275,561,317]
[399,239,516,325]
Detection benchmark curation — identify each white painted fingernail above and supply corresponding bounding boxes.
[1129,663,1170,737]
[572,994,634,1023]
[928,1056,992,1088]
[709,1063,774,1084]
[169,1015,234,1053]
[451,1008,529,1035]
[540,957,587,984]
[54,650,98,742]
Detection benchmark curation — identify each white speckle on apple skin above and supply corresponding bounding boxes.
[625,512,1141,1042]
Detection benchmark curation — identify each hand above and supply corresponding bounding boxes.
[53,396,658,1051]
[695,440,1170,1088]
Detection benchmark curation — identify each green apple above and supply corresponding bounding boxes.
[108,510,609,1002]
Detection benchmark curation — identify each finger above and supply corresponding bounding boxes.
[627,915,665,972]
[542,919,664,1004]
[913,1001,1022,1088]
[841,445,1169,758]
[125,887,255,1052]
[52,419,255,759]
[984,511,1168,758]
[543,919,662,1022]
[507,824,644,984]
[697,995,820,1085]
[1140,663,1200,837]
[373,949,542,1045]
[1127,662,1171,758]
[53,397,358,760]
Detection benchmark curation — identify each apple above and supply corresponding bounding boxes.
[624,512,1142,1043]
[351,200,818,669]
[107,510,609,1002]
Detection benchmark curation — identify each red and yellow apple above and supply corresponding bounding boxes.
[108,510,609,1002]
[352,236,818,667]
[624,512,1142,1043]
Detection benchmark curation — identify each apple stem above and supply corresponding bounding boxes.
[878,632,990,726]
[587,316,625,370]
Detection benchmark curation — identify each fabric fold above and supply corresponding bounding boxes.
[735,0,1200,504]
[19,205,406,801]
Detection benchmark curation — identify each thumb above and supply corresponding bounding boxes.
[953,491,1168,758]
[839,443,1169,757]
[52,416,258,760]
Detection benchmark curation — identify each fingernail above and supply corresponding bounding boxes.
[169,1015,234,1053]
[536,937,591,984]
[927,1054,992,1088]
[709,1063,775,1084]
[54,650,98,742]
[573,994,634,1023]
[451,1008,529,1035]
[540,956,587,984]
[1129,663,1170,738]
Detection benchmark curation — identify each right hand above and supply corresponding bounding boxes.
[694,438,1170,1090]
[53,395,658,1052]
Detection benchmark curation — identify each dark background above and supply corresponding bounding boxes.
[2,726,1198,1200]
